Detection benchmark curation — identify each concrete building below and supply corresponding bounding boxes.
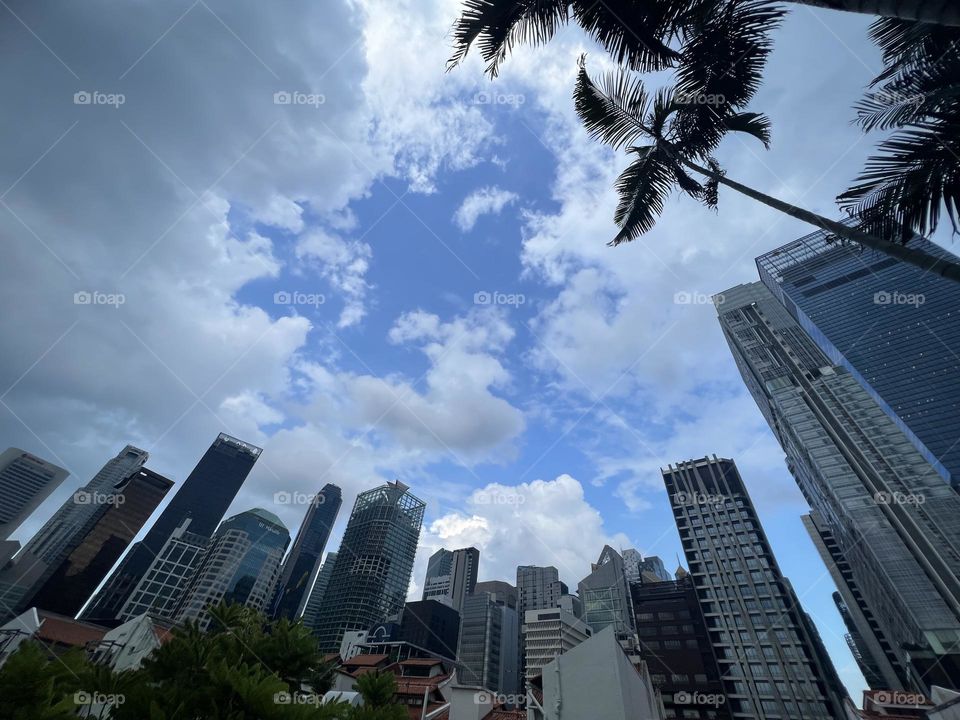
[527,625,664,720]
[312,481,425,653]
[716,280,960,692]
[422,546,479,612]
[176,508,289,629]
[0,448,69,541]
[522,606,591,681]
[664,456,848,719]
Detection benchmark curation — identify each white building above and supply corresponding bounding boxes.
[522,607,590,681]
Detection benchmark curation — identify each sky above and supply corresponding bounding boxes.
[3,0,948,701]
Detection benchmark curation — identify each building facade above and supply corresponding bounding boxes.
[421,546,479,613]
[301,551,337,632]
[522,607,591,681]
[81,433,261,626]
[312,481,425,653]
[0,448,69,541]
[271,483,342,619]
[577,545,635,643]
[756,231,960,487]
[716,281,960,692]
[663,456,848,720]
[176,508,289,629]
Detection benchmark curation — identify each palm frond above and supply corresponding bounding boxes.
[839,120,960,241]
[448,0,571,76]
[573,57,652,150]
[722,111,771,147]
[611,147,675,244]
[570,0,685,73]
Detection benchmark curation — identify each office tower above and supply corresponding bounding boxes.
[756,231,960,487]
[516,565,568,617]
[176,508,289,629]
[391,599,460,660]
[19,445,148,565]
[716,281,960,692]
[622,549,643,583]
[459,586,520,695]
[0,448,69,540]
[272,483,342,620]
[312,480,425,653]
[577,546,635,643]
[663,456,848,719]
[632,575,731,720]
[301,551,337,632]
[639,555,671,582]
[421,546,479,612]
[115,518,209,622]
[522,606,591,681]
[15,468,172,617]
[474,580,518,609]
[81,434,261,625]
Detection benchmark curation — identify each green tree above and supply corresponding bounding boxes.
[0,643,89,720]
[348,671,407,720]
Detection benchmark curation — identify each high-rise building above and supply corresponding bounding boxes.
[115,518,209,622]
[631,576,731,720]
[421,546,478,612]
[15,467,172,617]
[458,585,520,696]
[19,445,148,564]
[271,483,342,620]
[622,549,672,584]
[577,546,635,642]
[756,230,960,487]
[639,555,671,582]
[663,456,848,719]
[301,551,337,632]
[80,434,261,626]
[0,448,69,541]
[312,481,425,653]
[716,281,960,692]
[176,508,289,630]
[517,565,569,682]
[522,606,591,681]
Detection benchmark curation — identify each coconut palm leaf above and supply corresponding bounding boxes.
[722,111,772,146]
[612,147,676,243]
[573,57,652,149]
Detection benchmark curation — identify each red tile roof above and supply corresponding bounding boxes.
[485,711,525,720]
[35,613,107,648]
[345,653,390,667]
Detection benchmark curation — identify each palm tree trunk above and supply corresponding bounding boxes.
[787,0,960,26]
[678,156,960,282]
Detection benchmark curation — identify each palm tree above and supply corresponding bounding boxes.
[839,17,960,243]
[574,58,960,278]
[790,1,959,25]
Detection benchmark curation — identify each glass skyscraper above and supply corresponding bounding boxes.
[716,280,960,692]
[756,231,960,487]
[301,551,337,632]
[81,433,261,625]
[271,483,342,620]
[663,456,848,719]
[311,480,425,653]
[176,508,289,630]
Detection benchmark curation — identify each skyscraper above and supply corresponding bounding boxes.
[301,551,337,633]
[756,230,960,487]
[81,434,261,625]
[716,281,960,692]
[577,546,635,642]
[312,480,425,653]
[19,445,147,564]
[0,448,69,541]
[516,565,569,681]
[17,468,172,616]
[271,483,342,620]
[459,583,520,696]
[176,508,289,629]
[663,456,848,719]
[421,546,479,612]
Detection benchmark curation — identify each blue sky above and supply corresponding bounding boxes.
[5,0,950,701]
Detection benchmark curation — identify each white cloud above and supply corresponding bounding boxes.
[453,186,519,231]
[296,230,373,328]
